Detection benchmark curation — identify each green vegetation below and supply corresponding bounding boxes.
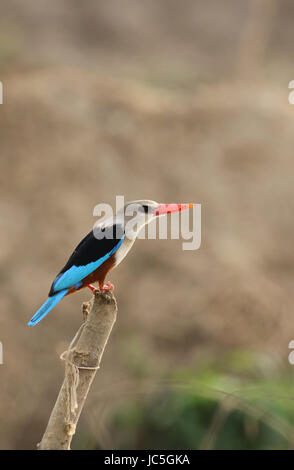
[106,352,294,450]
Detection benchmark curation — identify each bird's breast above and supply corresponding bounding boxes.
[114,236,136,267]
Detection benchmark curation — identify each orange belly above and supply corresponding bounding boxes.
[66,253,116,295]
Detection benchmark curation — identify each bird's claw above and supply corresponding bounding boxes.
[87,284,97,293]
[100,281,115,293]
[87,282,114,294]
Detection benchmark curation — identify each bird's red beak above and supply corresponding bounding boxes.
[154,203,194,216]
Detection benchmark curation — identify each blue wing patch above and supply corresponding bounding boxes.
[51,236,124,293]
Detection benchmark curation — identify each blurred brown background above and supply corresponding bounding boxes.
[1,0,294,450]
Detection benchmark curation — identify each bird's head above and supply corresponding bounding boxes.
[116,200,194,239]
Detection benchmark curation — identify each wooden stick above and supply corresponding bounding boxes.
[38,290,117,450]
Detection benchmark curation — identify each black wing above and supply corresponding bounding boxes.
[49,224,124,295]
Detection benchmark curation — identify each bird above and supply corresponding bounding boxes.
[28,200,193,326]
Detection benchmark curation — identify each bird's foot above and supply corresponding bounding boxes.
[100,281,115,293]
[87,282,114,294]
[87,284,97,293]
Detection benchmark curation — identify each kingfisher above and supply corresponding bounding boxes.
[28,200,193,326]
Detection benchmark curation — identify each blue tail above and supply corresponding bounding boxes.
[28,289,69,326]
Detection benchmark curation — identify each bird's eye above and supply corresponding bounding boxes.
[141,205,149,213]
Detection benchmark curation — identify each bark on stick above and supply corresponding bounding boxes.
[38,290,117,450]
